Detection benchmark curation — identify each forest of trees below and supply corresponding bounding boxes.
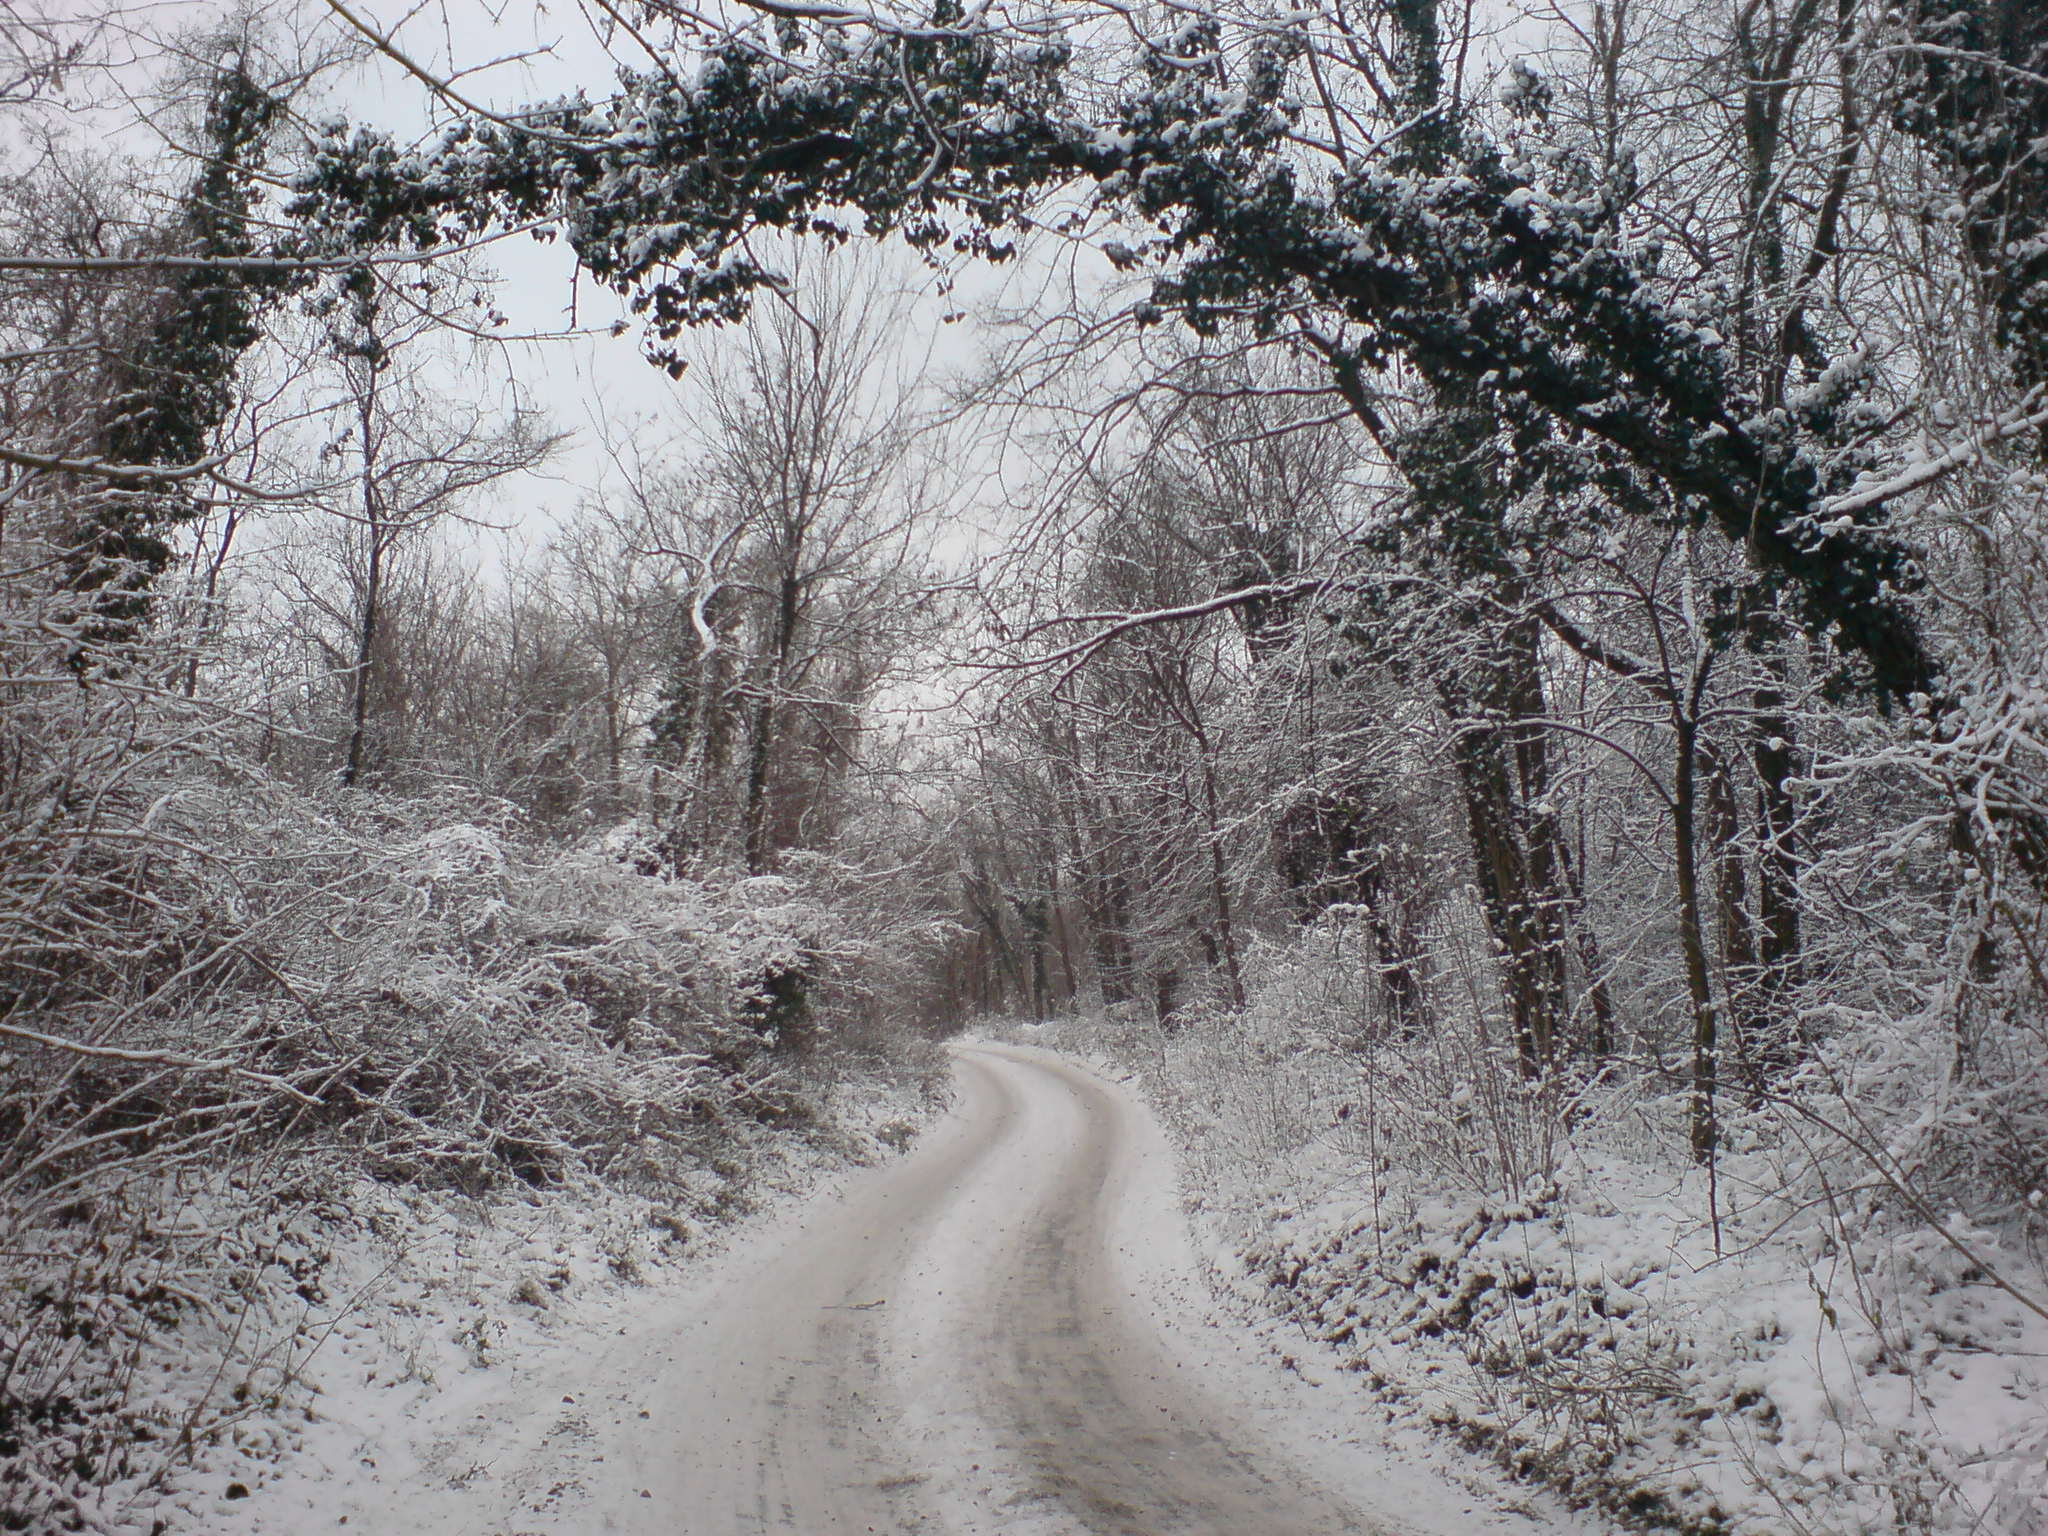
[4,0,2047,1529]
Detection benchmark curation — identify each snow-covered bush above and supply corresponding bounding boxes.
[1082,839,2048,1534]
[0,629,928,1529]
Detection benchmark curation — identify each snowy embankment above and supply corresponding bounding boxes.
[998,1014,2048,1536]
[56,1070,939,1536]
[0,800,951,1535]
[1235,1139,2048,1535]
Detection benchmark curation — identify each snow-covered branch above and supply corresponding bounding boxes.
[1821,395,2048,517]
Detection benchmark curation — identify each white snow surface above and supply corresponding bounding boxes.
[199,1042,1601,1536]
[1003,1012,2048,1536]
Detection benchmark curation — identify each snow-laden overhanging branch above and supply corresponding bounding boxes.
[282,7,1931,701]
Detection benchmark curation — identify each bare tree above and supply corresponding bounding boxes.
[299,270,556,787]
[638,254,945,871]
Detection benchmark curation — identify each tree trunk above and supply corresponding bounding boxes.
[1750,672,1804,1066]
[1441,610,1575,1078]
[1086,865,1137,1006]
[1674,715,1719,1165]
[1196,758,1248,1010]
[1557,836,1615,1057]
[1707,747,1765,1092]
[341,386,383,790]
[961,866,1024,1005]
[1017,893,1051,1021]
[1277,792,1432,1036]
[743,571,802,874]
[1381,384,1580,1076]
[1354,850,1430,1038]
[181,506,241,699]
[742,688,776,872]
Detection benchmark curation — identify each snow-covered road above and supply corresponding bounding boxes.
[234,1044,1586,1536]
[609,1041,1374,1534]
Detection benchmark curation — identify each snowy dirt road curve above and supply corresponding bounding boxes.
[671,1048,1392,1536]
[623,1043,1375,1536]
[250,1045,1578,1536]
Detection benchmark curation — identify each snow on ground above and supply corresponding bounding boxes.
[76,1069,938,1536]
[147,1038,1614,1536]
[1224,1134,2048,1535]
[192,1178,807,1536]
[996,1016,2048,1536]
[972,1041,1606,1536]
[89,1018,2040,1536]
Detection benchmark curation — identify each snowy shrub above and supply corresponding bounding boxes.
[1091,847,2048,1536]
[0,630,926,1531]
[1154,908,1568,1201]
